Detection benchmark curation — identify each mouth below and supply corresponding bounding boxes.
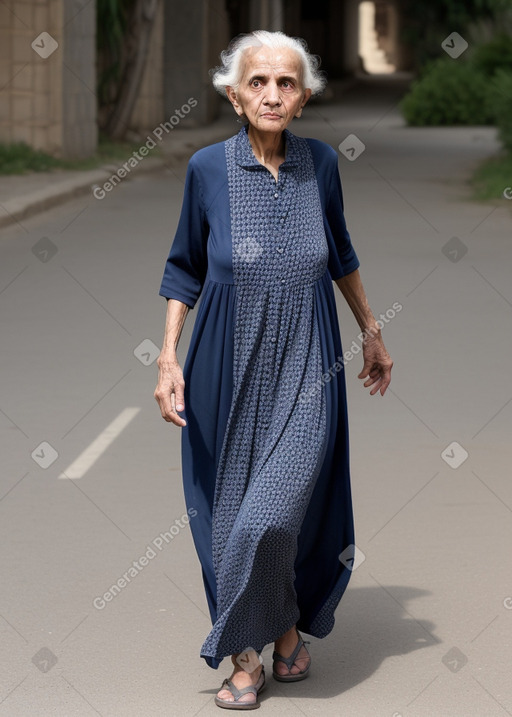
[261,113,282,119]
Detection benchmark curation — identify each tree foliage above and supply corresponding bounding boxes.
[397,0,512,68]
[97,0,134,109]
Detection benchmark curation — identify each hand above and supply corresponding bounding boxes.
[154,354,187,426]
[358,332,393,396]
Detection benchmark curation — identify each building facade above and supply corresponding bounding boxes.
[0,0,410,158]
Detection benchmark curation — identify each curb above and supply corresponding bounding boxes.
[0,81,365,231]
[0,123,234,231]
[0,157,165,231]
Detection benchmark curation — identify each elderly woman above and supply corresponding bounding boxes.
[154,30,393,710]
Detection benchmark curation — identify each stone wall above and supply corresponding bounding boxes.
[0,0,412,158]
[0,0,96,158]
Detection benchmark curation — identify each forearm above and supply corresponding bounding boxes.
[159,298,190,360]
[155,298,189,425]
[335,269,380,335]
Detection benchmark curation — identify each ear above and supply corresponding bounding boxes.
[226,86,245,118]
[295,88,312,118]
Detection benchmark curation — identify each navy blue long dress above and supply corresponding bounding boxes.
[159,123,360,669]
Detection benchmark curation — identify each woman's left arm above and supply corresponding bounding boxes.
[335,268,393,396]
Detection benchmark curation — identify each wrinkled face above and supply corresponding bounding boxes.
[226,45,312,133]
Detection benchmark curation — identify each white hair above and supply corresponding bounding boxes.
[210,30,327,98]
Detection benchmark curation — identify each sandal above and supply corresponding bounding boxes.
[214,665,266,710]
[272,630,311,682]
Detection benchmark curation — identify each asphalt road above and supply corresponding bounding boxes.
[1,75,511,716]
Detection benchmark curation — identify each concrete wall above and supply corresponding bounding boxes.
[248,0,284,30]
[130,0,165,133]
[284,0,361,78]
[0,0,97,158]
[163,0,230,126]
[375,0,414,71]
[62,0,97,157]
[283,0,412,77]
[0,0,412,157]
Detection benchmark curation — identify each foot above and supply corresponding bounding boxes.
[273,627,310,678]
[216,656,264,707]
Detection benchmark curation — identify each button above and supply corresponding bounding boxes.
[276,247,283,253]
[274,192,278,198]
[281,278,286,284]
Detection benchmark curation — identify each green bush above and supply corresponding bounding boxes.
[0,135,155,175]
[399,58,494,126]
[488,69,512,151]
[0,142,61,174]
[471,33,512,76]
[471,152,512,200]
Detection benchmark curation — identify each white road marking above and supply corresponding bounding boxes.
[58,407,141,479]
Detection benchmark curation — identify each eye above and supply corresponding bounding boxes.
[251,79,261,88]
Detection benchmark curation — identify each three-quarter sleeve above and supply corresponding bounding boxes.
[325,156,360,281]
[158,158,210,308]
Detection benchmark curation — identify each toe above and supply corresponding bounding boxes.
[217,687,235,703]
[216,686,256,705]
[275,645,310,675]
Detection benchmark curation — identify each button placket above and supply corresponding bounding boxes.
[273,173,293,278]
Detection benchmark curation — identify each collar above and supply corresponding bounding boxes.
[234,123,300,169]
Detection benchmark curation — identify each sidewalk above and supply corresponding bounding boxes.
[0,115,230,230]
[1,71,511,716]
[0,75,369,231]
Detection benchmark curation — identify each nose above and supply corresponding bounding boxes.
[263,80,281,106]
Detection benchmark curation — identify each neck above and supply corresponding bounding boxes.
[247,125,286,164]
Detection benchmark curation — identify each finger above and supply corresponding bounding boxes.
[365,370,380,382]
[369,379,383,395]
[165,408,186,427]
[368,377,386,395]
[169,412,187,427]
[358,361,374,379]
[154,389,173,420]
[368,366,393,395]
[365,367,386,390]
[161,391,176,420]
[363,371,381,387]
[174,382,185,413]
[366,377,382,391]
[170,390,187,426]
[378,368,393,396]
[154,388,186,426]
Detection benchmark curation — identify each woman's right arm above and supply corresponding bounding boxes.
[154,298,190,426]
